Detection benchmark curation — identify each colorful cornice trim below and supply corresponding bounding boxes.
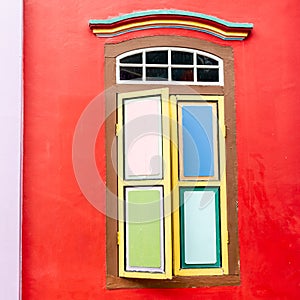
[89,10,253,41]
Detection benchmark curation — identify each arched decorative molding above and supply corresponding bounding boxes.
[89,10,253,41]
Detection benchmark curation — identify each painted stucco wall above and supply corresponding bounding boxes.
[23,0,300,299]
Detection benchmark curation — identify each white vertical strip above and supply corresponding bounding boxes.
[168,49,171,82]
[219,59,224,86]
[142,49,146,82]
[0,0,23,299]
[193,51,197,83]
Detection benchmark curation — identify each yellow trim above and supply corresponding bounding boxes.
[117,88,172,279]
[176,181,221,187]
[170,95,181,275]
[117,94,125,277]
[218,96,229,275]
[115,123,121,136]
[93,19,248,38]
[175,268,225,276]
[121,179,166,186]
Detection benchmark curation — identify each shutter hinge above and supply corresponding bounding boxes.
[117,231,120,245]
[226,230,230,244]
[115,123,121,136]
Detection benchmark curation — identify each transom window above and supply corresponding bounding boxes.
[117,47,224,85]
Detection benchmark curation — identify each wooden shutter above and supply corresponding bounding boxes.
[171,95,229,276]
[117,88,172,279]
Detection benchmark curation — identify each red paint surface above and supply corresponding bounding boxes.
[23,1,300,299]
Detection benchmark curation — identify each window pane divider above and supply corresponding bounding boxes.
[145,64,169,67]
[196,65,220,69]
[170,65,194,68]
[193,52,197,83]
[119,63,143,67]
[168,49,172,82]
[142,50,146,82]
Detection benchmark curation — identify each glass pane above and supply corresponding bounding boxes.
[146,67,168,81]
[171,51,193,65]
[123,96,163,180]
[125,187,164,272]
[180,188,220,267]
[120,53,142,64]
[146,51,168,64]
[171,68,194,81]
[197,54,218,65]
[180,104,216,177]
[197,68,219,82]
[120,67,142,80]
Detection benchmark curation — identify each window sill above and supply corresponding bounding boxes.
[106,274,240,289]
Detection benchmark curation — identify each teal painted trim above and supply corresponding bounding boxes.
[89,9,253,29]
[96,26,245,41]
[179,187,221,269]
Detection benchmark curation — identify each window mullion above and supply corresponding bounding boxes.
[194,51,197,83]
[142,50,146,82]
[168,49,171,82]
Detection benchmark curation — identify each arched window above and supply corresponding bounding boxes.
[117,48,223,85]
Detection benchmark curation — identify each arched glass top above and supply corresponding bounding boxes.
[117,48,223,86]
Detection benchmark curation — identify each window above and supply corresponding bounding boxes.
[105,36,239,289]
[117,48,223,85]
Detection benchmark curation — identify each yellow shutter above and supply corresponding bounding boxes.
[117,88,172,279]
[171,95,229,276]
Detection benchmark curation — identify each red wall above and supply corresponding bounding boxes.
[23,0,300,299]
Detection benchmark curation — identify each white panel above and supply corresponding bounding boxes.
[0,0,23,299]
[124,96,162,180]
[184,191,217,264]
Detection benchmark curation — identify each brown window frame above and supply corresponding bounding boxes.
[104,35,239,289]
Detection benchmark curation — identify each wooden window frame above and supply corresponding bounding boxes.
[105,36,239,289]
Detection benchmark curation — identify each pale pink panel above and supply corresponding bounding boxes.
[124,96,162,180]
